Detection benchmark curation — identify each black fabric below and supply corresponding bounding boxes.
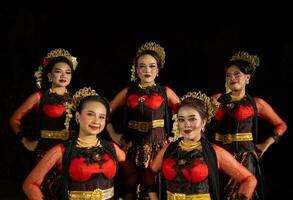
[124,84,171,137]
[163,137,220,200]
[246,94,265,200]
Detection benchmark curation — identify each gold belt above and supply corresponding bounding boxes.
[215,132,253,144]
[128,119,164,132]
[68,187,114,200]
[41,129,70,140]
[167,191,211,200]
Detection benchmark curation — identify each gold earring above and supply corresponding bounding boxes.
[246,79,249,84]
[48,77,52,82]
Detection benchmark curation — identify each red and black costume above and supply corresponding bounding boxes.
[211,93,287,200]
[146,137,256,200]
[23,138,137,200]
[124,84,177,167]
[10,89,76,199]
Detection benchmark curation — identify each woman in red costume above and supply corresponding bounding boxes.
[9,48,78,198]
[210,51,287,200]
[23,87,137,200]
[106,41,180,199]
[146,91,257,200]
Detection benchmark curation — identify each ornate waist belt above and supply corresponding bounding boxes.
[215,132,253,144]
[68,186,114,200]
[128,119,164,132]
[41,129,70,140]
[167,191,211,200]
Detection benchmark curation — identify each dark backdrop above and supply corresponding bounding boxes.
[0,2,291,200]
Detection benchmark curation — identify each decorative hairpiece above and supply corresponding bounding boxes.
[73,87,98,110]
[130,41,165,82]
[136,41,165,67]
[181,91,217,123]
[172,91,217,141]
[34,48,78,89]
[230,51,260,69]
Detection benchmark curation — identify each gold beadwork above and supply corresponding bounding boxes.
[230,51,260,69]
[46,48,78,70]
[73,87,98,110]
[179,139,201,151]
[136,41,165,68]
[76,137,101,148]
[181,91,217,123]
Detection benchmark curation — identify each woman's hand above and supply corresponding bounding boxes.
[22,137,38,151]
[255,136,275,158]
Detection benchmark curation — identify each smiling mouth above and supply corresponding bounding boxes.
[184,130,192,134]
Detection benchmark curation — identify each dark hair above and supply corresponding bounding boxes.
[135,50,162,69]
[179,97,209,122]
[76,95,111,120]
[225,59,255,76]
[45,56,74,73]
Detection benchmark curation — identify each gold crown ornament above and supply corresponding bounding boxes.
[230,51,260,69]
[130,41,165,82]
[73,87,99,110]
[34,48,78,89]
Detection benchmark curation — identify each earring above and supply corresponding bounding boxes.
[76,118,80,124]
[201,127,205,133]
[246,79,249,84]
[48,77,52,82]
[156,73,159,77]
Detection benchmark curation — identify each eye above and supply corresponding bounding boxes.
[178,118,185,123]
[188,117,197,122]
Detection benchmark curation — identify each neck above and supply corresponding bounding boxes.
[77,135,100,148]
[50,87,67,95]
[230,90,245,101]
[139,82,156,89]
[179,137,201,151]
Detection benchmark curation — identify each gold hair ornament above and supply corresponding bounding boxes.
[230,51,260,69]
[172,91,217,140]
[73,87,99,111]
[130,41,165,82]
[34,48,78,89]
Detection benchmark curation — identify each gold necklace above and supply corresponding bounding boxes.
[179,139,201,151]
[76,137,100,148]
[230,94,245,101]
[49,88,68,95]
[138,83,156,89]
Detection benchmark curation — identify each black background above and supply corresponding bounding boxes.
[0,2,291,199]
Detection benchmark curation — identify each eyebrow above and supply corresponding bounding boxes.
[178,114,197,118]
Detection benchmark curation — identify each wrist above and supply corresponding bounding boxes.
[271,132,281,143]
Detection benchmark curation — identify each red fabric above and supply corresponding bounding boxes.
[162,158,176,181]
[42,104,66,118]
[215,105,254,121]
[233,105,254,120]
[162,158,208,183]
[58,145,117,181]
[69,154,117,181]
[127,93,164,110]
[181,160,208,183]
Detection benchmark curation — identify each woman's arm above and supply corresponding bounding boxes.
[9,91,42,134]
[23,144,63,200]
[107,87,129,143]
[165,87,180,114]
[214,144,257,199]
[254,97,287,156]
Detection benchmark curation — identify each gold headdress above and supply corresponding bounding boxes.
[73,87,99,111]
[230,51,260,69]
[172,91,217,140]
[130,41,166,82]
[34,48,78,89]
